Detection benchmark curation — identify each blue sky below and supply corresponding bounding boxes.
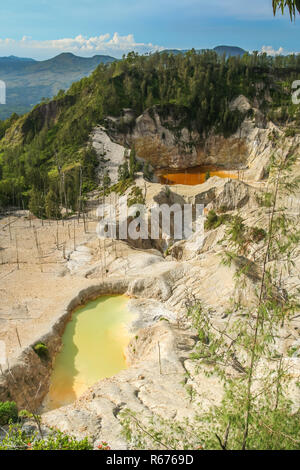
[0,0,299,59]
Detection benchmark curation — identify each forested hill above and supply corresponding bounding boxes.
[0,52,116,120]
[0,50,299,214]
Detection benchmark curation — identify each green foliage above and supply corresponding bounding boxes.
[249,226,267,243]
[256,191,275,208]
[143,162,153,181]
[164,185,171,199]
[205,171,211,181]
[120,403,300,451]
[224,214,248,255]
[129,147,142,178]
[82,146,99,183]
[120,146,300,450]
[18,410,34,421]
[118,162,130,182]
[1,50,299,211]
[33,342,48,360]
[204,210,229,230]
[0,402,18,426]
[218,205,229,213]
[284,128,296,137]
[28,188,45,218]
[0,113,19,140]
[45,189,61,219]
[273,0,300,18]
[127,186,145,207]
[103,178,134,197]
[0,424,93,450]
[102,170,111,189]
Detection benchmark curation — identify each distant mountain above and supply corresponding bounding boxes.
[213,46,247,57]
[161,45,247,57]
[0,55,36,63]
[160,49,187,56]
[0,53,116,119]
[0,48,250,120]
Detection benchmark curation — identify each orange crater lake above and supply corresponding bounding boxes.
[158,165,238,186]
[44,295,134,411]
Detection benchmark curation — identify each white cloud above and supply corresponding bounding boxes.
[260,45,298,56]
[261,45,285,56]
[0,33,164,59]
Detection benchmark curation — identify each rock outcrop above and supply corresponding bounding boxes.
[101,97,299,183]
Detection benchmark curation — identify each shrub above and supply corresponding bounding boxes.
[218,205,229,214]
[205,210,229,231]
[33,343,48,359]
[256,192,274,208]
[250,227,267,243]
[205,171,211,181]
[284,128,296,138]
[127,186,145,207]
[18,410,34,421]
[0,425,93,450]
[0,402,18,425]
[163,185,171,200]
[101,178,134,197]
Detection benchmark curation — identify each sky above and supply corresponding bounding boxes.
[0,0,299,60]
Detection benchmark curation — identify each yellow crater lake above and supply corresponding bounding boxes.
[44,295,134,411]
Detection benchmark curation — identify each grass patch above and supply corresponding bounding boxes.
[205,210,230,231]
[0,402,18,425]
[33,342,48,360]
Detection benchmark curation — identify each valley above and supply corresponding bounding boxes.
[0,49,299,450]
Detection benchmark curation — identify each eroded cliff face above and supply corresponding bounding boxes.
[104,96,296,174]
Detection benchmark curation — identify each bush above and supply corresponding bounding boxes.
[250,227,267,243]
[101,178,134,197]
[0,425,94,450]
[127,186,145,207]
[0,402,18,425]
[218,205,229,214]
[256,192,274,208]
[18,410,33,421]
[284,128,296,138]
[205,210,229,231]
[205,171,211,181]
[33,343,48,359]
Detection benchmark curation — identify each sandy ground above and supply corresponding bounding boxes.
[0,210,119,362]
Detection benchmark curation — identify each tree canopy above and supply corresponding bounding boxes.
[273,0,300,18]
[0,50,300,214]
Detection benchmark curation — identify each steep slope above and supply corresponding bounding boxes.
[0,52,116,119]
[0,50,299,212]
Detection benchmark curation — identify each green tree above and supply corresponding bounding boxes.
[120,147,300,450]
[29,188,45,218]
[45,189,61,219]
[103,170,111,189]
[118,162,130,182]
[143,162,153,181]
[273,0,300,18]
[129,147,138,178]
